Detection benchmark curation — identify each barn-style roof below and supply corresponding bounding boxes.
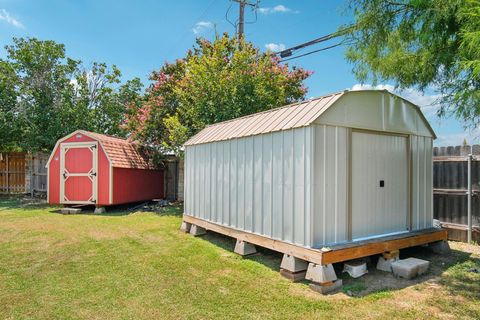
[82,131,156,170]
[47,130,156,170]
[185,92,343,146]
[184,90,436,146]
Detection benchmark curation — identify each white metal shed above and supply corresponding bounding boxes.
[183,90,438,249]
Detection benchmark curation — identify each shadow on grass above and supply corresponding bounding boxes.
[200,231,283,272]
[0,195,50,211]
[50,202,184,217]
[193,227,480,299]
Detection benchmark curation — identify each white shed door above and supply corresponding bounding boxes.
[351,131,408,240]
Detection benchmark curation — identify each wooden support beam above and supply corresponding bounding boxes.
[183,215,324,264]
[321,229,447,265]
[183,215,448,266]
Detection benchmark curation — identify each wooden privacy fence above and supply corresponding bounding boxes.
[433,145,480,242]
[0,152,49,195]
[164,155,184,201]
[0,153,26,193]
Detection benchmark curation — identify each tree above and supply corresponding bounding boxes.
[0,37,142,152]
[345,0,480,126]
[0,60,20,151]
[125,33,312,155]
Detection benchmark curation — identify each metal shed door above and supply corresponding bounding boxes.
[60,142,98,204]
[351,131,408,240]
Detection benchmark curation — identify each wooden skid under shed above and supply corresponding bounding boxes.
[183,215,448,265]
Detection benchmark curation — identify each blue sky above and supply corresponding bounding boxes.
[0,0,474,146]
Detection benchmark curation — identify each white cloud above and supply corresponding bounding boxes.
[265,43,286,52]
[192,21,213,34]
[258,4,298,14]
[0,9,24,28]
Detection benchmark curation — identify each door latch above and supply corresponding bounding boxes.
[379,180,385,187]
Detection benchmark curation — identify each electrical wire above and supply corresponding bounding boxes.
[279,41,352,62]
[272,24,355,58]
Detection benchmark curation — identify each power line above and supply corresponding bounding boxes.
[280,40,353,62]
[272,24,355,58]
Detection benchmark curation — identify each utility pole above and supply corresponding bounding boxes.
[232,0,258,43]
[238,0,245,42]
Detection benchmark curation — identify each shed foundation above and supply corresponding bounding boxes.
[280,254,309,273]
[428,240,451,254]
[391,258,430,279]
[309,279,343,295]
[190,224,206,236]
[305,263,338,283]
[94,207,106,214]
[234,240,257,256]
[180,221,192,233]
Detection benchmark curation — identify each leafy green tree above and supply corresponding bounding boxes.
[345,0,480,125]
[2,38,80,152]
[0,60,20,151]
[0,37,142,152]
[125,33,312,155]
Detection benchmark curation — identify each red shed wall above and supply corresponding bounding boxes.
[48,133,111,205]
[48,147,61,204]
[112,168,164,205]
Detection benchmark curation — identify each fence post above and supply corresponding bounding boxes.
[467,153,473,243]
[5,154,9,194]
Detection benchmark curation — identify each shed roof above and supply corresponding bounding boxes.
[185,92,344,146]
[48,130,157,170]
[184,90,436,146]
[82,131,156,169]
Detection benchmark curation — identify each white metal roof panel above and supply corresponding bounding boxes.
[184,92,344,146]
[184,90,437,146]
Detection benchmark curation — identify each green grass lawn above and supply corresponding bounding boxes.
[0,196,479,319]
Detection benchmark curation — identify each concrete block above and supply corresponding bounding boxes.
[391,258,430,279]
[428,240,451,254]
[61,208,82,214]
[309,279,343,295]
[189,224,207,236]
[376,256,399,273]
[180,221,192,233]
[305,263,337,283]
[234,240,256,256]
[94,207,106,214]
[280,269,307,282]
[343,260,368,278]
[280,254,308,273]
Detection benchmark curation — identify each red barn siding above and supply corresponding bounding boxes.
[47,130,164,207]
[112,168,164,205]
[97,146,110,206]
[48,147,60,204]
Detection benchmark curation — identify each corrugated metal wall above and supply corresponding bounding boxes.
[311,125,348,246]
[350,132,408,240]
[185,126,434,248]
[184,126,313,247]
[411,135,434,230]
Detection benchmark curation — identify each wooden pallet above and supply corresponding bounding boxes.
[183,215,447,265]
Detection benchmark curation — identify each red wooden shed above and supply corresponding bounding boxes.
[47,130,164,207]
